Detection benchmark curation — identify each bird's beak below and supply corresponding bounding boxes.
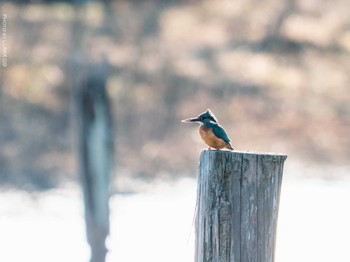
[181,117,200,123]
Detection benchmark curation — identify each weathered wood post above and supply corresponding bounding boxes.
[195,150,287,262]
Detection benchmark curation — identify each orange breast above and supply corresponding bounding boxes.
[199,125,227,149]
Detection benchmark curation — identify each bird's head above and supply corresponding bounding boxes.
[181,109,218,125]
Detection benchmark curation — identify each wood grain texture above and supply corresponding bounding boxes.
[195,150,287,262]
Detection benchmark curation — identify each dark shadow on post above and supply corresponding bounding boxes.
[72,58,114,262]
[195,150,287,262]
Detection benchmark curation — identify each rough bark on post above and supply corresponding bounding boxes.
[72,59,113,262]
[195,150,287,262]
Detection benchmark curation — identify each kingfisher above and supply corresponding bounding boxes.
[182,109,234,150]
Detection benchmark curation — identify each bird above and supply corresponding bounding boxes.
[182,109,234,150]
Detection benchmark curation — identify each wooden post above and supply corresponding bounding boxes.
[195,150,287,262]
[72,59,113,262]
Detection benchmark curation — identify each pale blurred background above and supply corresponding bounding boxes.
[0,0,350,261]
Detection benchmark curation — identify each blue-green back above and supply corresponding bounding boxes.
[203,120,231,143]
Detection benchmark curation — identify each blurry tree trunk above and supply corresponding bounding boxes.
[72,59,113,262]
[70,3,114,261]
[195,150,287,262]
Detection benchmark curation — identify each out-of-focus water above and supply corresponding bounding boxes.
[1,175,350,262]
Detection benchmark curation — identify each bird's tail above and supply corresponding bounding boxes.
[226,143,234,150]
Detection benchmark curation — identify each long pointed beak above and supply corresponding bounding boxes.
[181,117,200,123]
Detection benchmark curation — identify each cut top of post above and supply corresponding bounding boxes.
[199,149,287,168]
[201,149,287,158]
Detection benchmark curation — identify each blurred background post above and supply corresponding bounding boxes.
[72,58,113,262]
[70,2,113,260]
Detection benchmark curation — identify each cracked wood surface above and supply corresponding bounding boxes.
[195,150,287,262]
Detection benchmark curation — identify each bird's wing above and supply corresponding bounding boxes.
[212,124,231,144]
